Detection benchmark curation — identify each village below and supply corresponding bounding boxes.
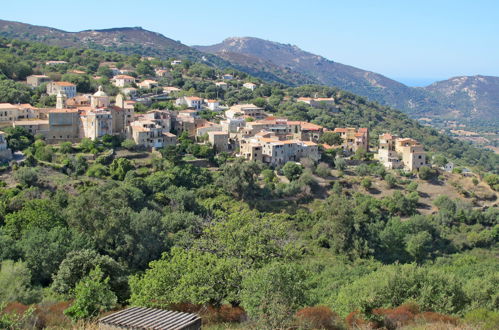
[0,59,430,173]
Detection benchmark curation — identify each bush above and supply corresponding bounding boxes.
[282,162,303,181]
[121,139,137,151]
[13,167,39,187]
[361,177,372,190]
[63,266,117,321]
[315,162,331,178]
[295,306,342,330]
[418,166,436,180]
[385,174,397,188]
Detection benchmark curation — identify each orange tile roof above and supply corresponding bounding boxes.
[113,75,135,79]
[380,133,394,139]
[358,128,368,133]
[185,96,202,101]
[54,81,76,86]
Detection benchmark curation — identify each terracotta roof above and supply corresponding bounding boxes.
[358,127,368,133]
[113,75,135,80]
[302,141,318,146]
[297,97,313,101]
[53,81,76,86]
[49,109,79,113]
[334,128,348,133]
[185,96,202,101]
[0,103,15,109]
[300,122,323,130]
[380,133,394,139]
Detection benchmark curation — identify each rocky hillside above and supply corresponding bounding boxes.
[423,75,499,122]
[1,20,497,124]
[0,19,229,67]
[195,37,499,124]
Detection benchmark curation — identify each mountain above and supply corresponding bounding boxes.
[0,19,231,67]
[194,37,499,125]
[1,20,497,125]
[423,75,499,122]
[0,19,311,86]
[194,37,434,114]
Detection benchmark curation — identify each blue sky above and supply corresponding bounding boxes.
[2,0,498,86]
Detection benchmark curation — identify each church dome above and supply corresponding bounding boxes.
[93,85,107,97]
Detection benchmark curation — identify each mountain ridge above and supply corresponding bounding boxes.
[194,37,499,124]
[1,19,497,125]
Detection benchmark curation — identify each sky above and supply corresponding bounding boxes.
[2,0,499,86]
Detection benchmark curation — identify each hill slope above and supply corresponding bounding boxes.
[195,37,499,124]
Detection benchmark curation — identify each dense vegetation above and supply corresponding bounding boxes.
[0,38,497,329]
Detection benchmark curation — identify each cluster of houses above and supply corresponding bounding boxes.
[0,62,430,171]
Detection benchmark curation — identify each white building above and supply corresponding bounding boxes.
[112,75,136,87]
[176,96,203,110]
[205,99,220,111]
[47,82,77,98]
[225,104,266,120]
[243,82,257,91]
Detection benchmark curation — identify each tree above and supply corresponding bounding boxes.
[361,177,372,190]
[433,154,447,167]
[319,132,343,146]
[315,162,331,178]
[0,260,40,305]
[59,141,73,154]
[240,262,309,328]
[64,266,117,321]
[334,157,346,171]
[405,231,433,263]
[3,126,34,151]
[129,248,242,308]
[333,264,467,318]
[18,227,88,286]
[109,158,133,181]
[13,167,39,187]
[4,199,65,238]
[216,159,262,199]
[86,164,109,178]
[121,139,136,150]
[52,249,127,302]
[418,166,435,180]
[0,80,33,104]
[385,174,397,188]
[282,162,303,181]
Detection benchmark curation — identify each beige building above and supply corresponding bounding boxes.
[333,127,369,153]
[243,82,257,91]
[0,103,38,123]
[239,134,320,166]
[46,109,80,142]
[128,119,177,149]
[208,131,229,152]
[13,119,50,136]
[90,86,110,109]
[377,133,426,171]
[80,110,113,140]
[47,81,77,98]
[225,104,266,120]
[137,80,158,89]
[26,75,51,87]
[112,75,136,87]
[215,82,228,90]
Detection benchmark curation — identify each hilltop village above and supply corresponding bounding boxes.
[0,38,498,330]
[0,58,427,172]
